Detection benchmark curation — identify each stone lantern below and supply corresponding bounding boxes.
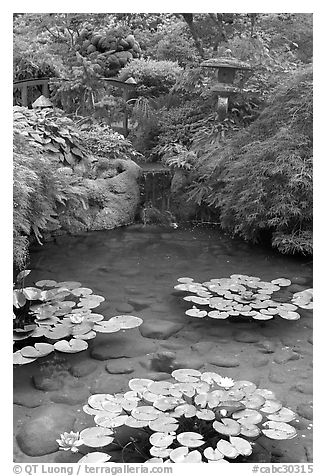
[201,54,251,120]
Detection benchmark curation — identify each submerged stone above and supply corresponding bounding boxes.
[139,320,183,339]
[105,359,135,374]
[16,404,76,456]
[69,361,98,378]
[208,354,240,367]
[233,330,260,343]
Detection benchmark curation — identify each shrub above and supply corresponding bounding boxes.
[13,132,88,269]
[187,65,312,255]
[79,124,141,161]
[119,58,183,97]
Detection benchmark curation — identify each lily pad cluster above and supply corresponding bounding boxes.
[78,369,297,463]
[13,271,143,365]
[174,275,312,321]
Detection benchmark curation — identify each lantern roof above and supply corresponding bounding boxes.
[32,95,53,108]
[201,56,251,71]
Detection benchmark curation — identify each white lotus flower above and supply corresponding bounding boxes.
[218,377,235,389]
[69,313,85,324]
[56,431,83,453]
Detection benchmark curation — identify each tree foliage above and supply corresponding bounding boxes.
[187,66,312,255]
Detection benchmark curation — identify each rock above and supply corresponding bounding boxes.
[273,350,300,364]
[233,331,260,343]
[173,356,204,370]
[269,367,286,384]
[105,359,135,374]
[90,374,128,394]
[144,372,172,381]
[208,354,240,368]
[69,361,98,378]
[139,320,183,340]
[143,351,176,373]
[258,340,277,354]
[115,303,134,313]
[90,331,157,360]
[50,384,90,405]
[293,382,313,395]
[81,159,142,232]
[13,389,45,408]
[252,356,269,368]
[16,404,76,456]
[32,373,65,391]
[160,341,186,351]
[191,341,215,354]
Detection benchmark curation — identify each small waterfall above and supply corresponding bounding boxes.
[138,165,174,226]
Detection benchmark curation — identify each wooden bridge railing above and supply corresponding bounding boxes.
[13,78,50,107]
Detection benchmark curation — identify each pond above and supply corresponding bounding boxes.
[13,225,313,464]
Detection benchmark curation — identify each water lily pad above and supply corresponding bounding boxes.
[229,436,252,456]
[129,378,153,393]
[242,394,265,409]
[145,458,164,463]
[149,433,175,448]
[71,287,93,297]
[150,447,172,458]
[93,321,121,333]
[71,322,93,336]
[177,432,204,448]
[232,409,262,425]
[55,281,82,289]
[153,397,182,412]
[204,447,224,461]
[260,399,283,414]
[13,350,36,365]
[196,409,215,420]
[262,421,297,440]
[79,427,114,447]
[169,447,202,463]
[171,382,196,398]
[73,330,97,341]
[125,416,149,428]
[213,418,241,436]
[131,406,161,421]
[267,408,296,422]
[279,310,300,320]
[78,298,101,309]
[208,310,229,319]
[240,424,260,437]
[101,400,123,414]
[88,394,111,410]
[21,343,54,358]
[54,339,88,353]
[171,404,197,418]
[148,381,173,396]
[177,277,194,283]
[149,416,179,433]
[251,311,274,320]
[78,452,111,463]
[174,284,191,292]
[255,388,276,400]
[43,325,71,340]
[172,369,201,383]
[271,278,291,287]
[94,414,128,428]
[216,439,239,459]
[185,307,207,318]
[23,287,43,300]
[109,315,143,329]
[83,404,101,416]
